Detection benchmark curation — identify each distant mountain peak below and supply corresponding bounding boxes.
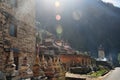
[36,0,120,51]
[101,0,120,8]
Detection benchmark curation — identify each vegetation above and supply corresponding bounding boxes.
[90,69,108,77]
[118,53,120,64]
[89,65,109,78]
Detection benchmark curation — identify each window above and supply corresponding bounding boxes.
[0,0,5,2]
[0,0,4,2]
[7,0,17,7]
[9,23,17,37]
[10,0,17,7]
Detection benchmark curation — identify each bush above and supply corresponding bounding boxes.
[91,69,108,77]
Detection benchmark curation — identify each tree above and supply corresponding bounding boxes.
[118,53,120,64]
[36,32,41,44]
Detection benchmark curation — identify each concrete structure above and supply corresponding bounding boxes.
[0,0,36,72]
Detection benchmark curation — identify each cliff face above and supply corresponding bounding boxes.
[36,0,120,52]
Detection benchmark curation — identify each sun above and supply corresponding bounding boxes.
[55,1,60,8]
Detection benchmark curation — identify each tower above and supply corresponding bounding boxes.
[98,45,105,59]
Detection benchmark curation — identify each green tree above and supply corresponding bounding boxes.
[118,53,120,64]
[36,32,41,44]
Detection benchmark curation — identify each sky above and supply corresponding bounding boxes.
[102,0,120,8]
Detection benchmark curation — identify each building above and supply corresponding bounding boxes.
[98,45,105,60]
[59,54,92,69]
[0,0,36,72]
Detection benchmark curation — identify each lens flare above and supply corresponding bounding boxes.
[56,25,63,34]
[55,1,60,7]
[72,10,81,21]
[56,14,61,21]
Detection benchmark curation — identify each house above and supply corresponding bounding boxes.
[0,0,36,73]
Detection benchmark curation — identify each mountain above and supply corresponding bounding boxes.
[36,0,120,61]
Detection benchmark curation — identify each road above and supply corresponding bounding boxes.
[104,67,120,80]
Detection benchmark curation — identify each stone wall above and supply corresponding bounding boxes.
[0,0,36,71]
[15,0,35,27]
[10,21,36,67]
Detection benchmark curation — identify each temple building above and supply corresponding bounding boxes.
[59,54,92,70]
[0,0,36,72]
[98,45,105,60]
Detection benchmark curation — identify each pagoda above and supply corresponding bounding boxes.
[53,57,65,78]
[44,57,55,78]
[5,50,16,80]
[98,45,105,60]
[32,54,45,79]
[19,56,33,79]
[41,55,47,70]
